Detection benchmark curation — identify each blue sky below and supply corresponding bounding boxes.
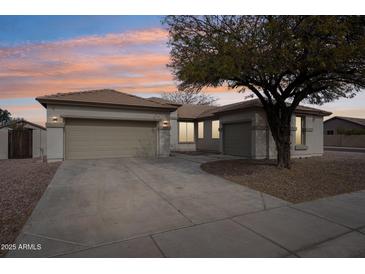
[0,15,364,125]
[0,16,163,45]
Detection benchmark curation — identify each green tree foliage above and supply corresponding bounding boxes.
[164,16,365,168]
[0,108,12,126]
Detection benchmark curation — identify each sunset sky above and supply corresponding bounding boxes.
[0,15,364,126]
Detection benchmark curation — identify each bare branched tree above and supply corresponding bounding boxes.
[161,90,217,105]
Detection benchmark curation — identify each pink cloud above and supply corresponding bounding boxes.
[0,26,238,103]
[6,104,41,112]
[0,28,167,58]
[0,24,238,129]
[3,103,46,125]
[0,28,174,99]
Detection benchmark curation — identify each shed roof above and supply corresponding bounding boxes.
[0,119,46,130]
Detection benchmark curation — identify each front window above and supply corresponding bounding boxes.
[295,116,305,145]
[212,120,220,139]
[198,122,204,139]
[179,122,194,143]
[326,130,334,135]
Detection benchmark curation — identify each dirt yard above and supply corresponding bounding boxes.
[0,158,60,257]
[201,151,365,204]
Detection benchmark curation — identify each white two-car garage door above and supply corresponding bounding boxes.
[65,118,157,160]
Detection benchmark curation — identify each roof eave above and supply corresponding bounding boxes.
[147,97,183,107]
[214,105,331,117]
[295,109,332,117]
[35,97,48,108]
[177,117,198,121]
[36,98,178,112]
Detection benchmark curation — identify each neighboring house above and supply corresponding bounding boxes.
[323,116,365,148]
[149,97,331,159]
[36,89,331,162]
[0,119,46,159]
[324,116,365,135]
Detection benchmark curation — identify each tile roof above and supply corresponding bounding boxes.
[212,99,261,114]
[36,91,331,118]
[36,89,177,111]
[147,97,182,106]
[325,116,365,127]
[177,104,219,119]
[196,107,220,119]
[146,97,331,119]
[294,104,332,116]
[147,96,219,119]
[212,99,331,117]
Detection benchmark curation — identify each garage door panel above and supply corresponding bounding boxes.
[66,119,156,127]
[65,119,157,160]
[223,122,251,157]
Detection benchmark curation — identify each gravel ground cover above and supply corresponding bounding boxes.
[201,151,365,204]
[0,158,60,257]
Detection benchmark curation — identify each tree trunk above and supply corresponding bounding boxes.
[275,130,291,169]
[265,105,292,169]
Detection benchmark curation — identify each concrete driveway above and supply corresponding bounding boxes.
[7,154,365,257]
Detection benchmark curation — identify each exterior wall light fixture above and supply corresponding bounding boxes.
[162,120,170,128]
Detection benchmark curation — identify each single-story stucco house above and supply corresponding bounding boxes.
[36,89,331,162]
[148,96,331,159]
[324,116,365,135]
[323,116,365,148]
[36,89,175,162]
[0,119,46,159]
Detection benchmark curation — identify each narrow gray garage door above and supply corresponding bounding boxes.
[65,119,157,160]
[223,122,251,157]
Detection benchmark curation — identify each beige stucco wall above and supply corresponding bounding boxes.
[216,109,325,159]
[254,110,324,159]
[158,128,171,157]
[196,119,220,152]
[47,127,64,162]
[169,110,196,152]
[46,104,172,161]
[169,110,178,151]
[291,115,324,158]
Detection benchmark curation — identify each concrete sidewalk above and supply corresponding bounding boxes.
[6,156,365,258]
